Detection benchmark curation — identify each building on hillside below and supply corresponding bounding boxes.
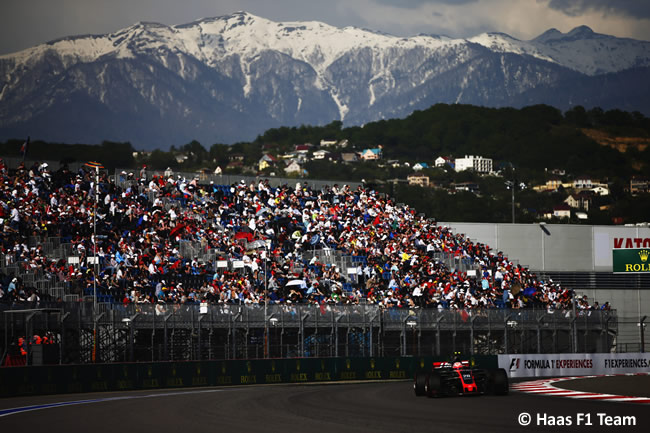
[360,148,382,160]
[435,156,453,167]
[341,153,359,163]
[572,176,594,189]
[454,155,492,173]
[284,160,307,175]
[319,139,338,147]
[295,144,312,154]
[225,161,243,171]
[630,177,650,195]
[412,162,429,171]
[548,168,566,176]
[452,182,480,193]
[590,185,610,196]
[533,178,563,192]
[407,174,430,187]
[564,192,594,212]
[312,149,330,160]
[258,154,278,171]
[553,204,571,219]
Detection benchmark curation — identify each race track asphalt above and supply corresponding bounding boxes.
[0,378,647,433]
[554,375,650,397]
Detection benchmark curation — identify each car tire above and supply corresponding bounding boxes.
[489,368,509,395]
[414,372,427,396]
[425,371,442,398]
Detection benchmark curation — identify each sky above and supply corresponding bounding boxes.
[2,0,650,55]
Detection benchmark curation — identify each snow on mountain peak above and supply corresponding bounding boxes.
[2,12,649,81]
[567,25,595,37]
[467,32,555,63]
[531,28,563,43]
[528,25,650,75]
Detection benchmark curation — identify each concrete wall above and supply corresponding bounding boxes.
[578,288,650,351]
[439,222,650,349]
[439,222,650,272]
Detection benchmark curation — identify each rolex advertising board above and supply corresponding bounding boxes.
[613,248,650,273]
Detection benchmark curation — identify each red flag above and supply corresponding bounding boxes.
[169,223,186,238]
[372,215,380,226]
[20,136,29,159]
[20,137,29,153]
[234,231,253,242]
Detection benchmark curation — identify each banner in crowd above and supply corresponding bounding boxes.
[498,353,650,378]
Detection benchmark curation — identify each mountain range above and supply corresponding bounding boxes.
[1,11,649,149]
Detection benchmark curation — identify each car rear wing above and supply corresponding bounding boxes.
[433,360,470,369]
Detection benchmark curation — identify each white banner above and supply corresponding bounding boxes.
[498,353,650,378]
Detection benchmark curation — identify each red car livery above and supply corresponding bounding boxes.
[414,360,508,397]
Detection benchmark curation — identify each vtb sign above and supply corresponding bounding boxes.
[613,249,650,273]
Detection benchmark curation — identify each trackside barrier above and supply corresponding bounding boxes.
[0,355,497,397]
[497,353,650,378]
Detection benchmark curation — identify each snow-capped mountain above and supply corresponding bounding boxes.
[1,11,649,148]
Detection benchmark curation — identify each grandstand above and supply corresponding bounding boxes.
[0,159,618,364]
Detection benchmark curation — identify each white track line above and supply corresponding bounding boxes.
[510,373,650,404]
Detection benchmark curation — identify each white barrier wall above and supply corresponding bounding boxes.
[498,353,650,378]
[439,222,650,272]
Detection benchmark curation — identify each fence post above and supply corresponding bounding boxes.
[300,312,309,357]
[232,311,242,359]
[470,315,477,355]
[602,316,612,353]
[164,312,173,361]
[60,312,70,364]
[536,313,546,354]
[94,312,105,362]
[572,293,578,353]
[641,316,647,353]
[504,313,512,354]
[436,315,444,356]
[128,313,139,362]
[571,317,578,353]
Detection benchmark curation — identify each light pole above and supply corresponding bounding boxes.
[84,161,103,363]
[505,180,515,224]
[256,242,270,358]
[264,247,268,358]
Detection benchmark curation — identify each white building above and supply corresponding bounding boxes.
[454,155,493,173]
[320,139,338,147]
[312,149,330,160]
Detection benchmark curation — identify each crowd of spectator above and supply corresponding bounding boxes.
[0,158,609,313]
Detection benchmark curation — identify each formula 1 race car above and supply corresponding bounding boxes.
[414,357,509,397]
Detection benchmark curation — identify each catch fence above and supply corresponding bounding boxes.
[1,303,620,366]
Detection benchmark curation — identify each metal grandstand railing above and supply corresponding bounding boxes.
[1,156,85,173]
[114,169,362,192]
[0,303,620,365]
[536,271,650,289]
[302,249,481,281]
